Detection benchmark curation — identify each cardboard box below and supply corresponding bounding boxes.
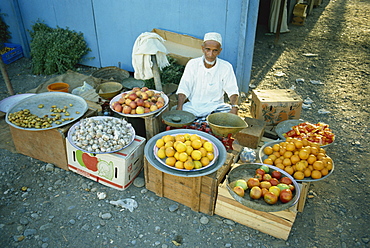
[9,108,98,171]
[215,182,310,240]
[67,136,146,190]
[152,28,203,66]
[144,144,242,215]
[250,89,303,125]
[292,16,306,26]
[293,3,308,17]
[235,117,266,149]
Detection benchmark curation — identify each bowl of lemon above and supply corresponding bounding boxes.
[153,132,219,172]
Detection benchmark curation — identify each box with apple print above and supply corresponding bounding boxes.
[66,136,146,190]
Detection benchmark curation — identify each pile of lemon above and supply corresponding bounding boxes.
[262,137,333,180]
[155,133,215,170]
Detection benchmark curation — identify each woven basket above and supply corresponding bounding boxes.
[91,66,130,83]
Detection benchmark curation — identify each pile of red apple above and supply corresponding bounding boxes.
[233,165,295,205]
[111,87,166,115]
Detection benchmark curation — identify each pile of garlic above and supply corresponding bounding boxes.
[70,117,134,153]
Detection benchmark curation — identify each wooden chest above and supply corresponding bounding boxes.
[144,144,242,215]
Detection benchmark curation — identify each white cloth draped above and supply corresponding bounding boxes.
[132,32,170,80]
[269,0,290,33]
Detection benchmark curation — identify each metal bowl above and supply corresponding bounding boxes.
[162,110,196,127]
[153,132,219,172]
[207,112,248,137]
[109,90,169,118]
[226,163,301,212]
[258,140,335,182]
[67,116,135,154]
[96,82,123,99]
[144,129,227,177]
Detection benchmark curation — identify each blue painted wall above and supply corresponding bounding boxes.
[0,0,259,92]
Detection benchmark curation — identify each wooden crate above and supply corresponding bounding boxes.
[144,144,242,215]
[215,181,309,240]
[9,103,99,171]
[143,105,168,140]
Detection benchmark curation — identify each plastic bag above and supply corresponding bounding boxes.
[109,198,138,212]
[71,81,93,96]
[240,147,257,163]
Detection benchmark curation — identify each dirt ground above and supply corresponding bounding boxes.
[1,0,369,247]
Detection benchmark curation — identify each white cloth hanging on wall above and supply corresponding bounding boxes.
[269,0,290,33]
[132,32,170,80]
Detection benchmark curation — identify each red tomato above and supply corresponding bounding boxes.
[280,189,293,203]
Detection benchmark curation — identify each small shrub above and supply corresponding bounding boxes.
[0,13,11,45]
[29,21,92,75]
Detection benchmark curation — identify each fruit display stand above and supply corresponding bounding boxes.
[9,101,101,171]
[214,136,310,240]
[144,144,242,215]
[215,179,309,240]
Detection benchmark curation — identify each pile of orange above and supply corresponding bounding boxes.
[155,133,215,170]
[262,137,333,180]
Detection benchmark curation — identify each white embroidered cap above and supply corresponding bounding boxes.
[203,32,222,46]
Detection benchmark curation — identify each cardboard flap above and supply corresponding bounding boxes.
[152,28,203,65]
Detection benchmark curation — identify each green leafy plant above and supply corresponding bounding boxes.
[29,21,92,75]
[0,13,11,45]
[144,56,185,88]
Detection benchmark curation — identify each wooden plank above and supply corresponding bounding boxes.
[191,177,202,212]
[215,186,296,240]
[151,55,162,91]
[10,125,69,170]
[297,182,310,212]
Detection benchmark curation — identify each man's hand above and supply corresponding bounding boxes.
[229,108,238,115]
[176,93,187,111]
[229,94,239,115]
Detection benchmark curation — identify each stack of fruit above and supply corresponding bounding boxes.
[154,133,216,170]
[111,87,165,115]
[261,137,333,180]
[232,165,295,205]
[282,121,335,146]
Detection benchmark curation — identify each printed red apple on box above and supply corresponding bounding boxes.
[75,150,114,180]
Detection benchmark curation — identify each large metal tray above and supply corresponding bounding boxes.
[144,129,227,177]
[0,93,35,113]
[6,92,88,131]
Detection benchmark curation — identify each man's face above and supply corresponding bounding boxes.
[202,40,222,62]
